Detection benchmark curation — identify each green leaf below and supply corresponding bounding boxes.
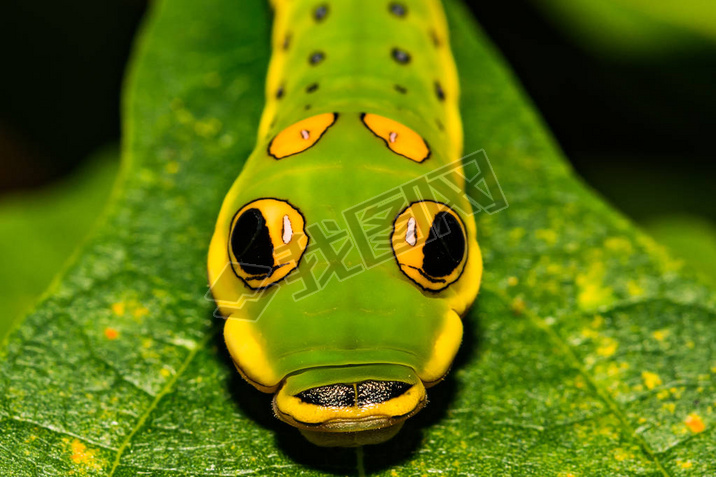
[1,0,714,475]
[0,147,118,340]
[643,215,716,287]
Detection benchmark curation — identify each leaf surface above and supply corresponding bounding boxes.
[1,0,714,475]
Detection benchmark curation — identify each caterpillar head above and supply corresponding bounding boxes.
[208,112,482,445]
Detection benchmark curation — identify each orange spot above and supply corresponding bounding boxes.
[685,413,706,434]
[361,113,430,163]
[68,439,101,471]
[104,328,119,340]
[268,113,337,159]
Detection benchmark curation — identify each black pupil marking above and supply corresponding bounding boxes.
[231,208,274,276]
[314,4,328,21]
[276,86,284,99]
[394,84,407,94]
[309,51,325,65]
[391,48,411,64]
[306,83,319,93]
[422,211,465,278]
[434,81,445,101]
[296,381,411,407]
[389,2,407,16]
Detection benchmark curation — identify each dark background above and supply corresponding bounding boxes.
[0,0,713,223]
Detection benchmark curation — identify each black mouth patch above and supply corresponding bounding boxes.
[296,381,412,408]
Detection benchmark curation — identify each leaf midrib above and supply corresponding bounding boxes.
[107,330,217,476]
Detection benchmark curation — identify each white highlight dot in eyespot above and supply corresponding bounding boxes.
[389,131,398,143]
[300,129,310,140]
[406,217,417,246]
[282,214,293,244]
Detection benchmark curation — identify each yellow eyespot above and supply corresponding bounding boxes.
[228,198,309,289]
[391,201,467,291]
[361,113,430,163]
[268,113,337,159]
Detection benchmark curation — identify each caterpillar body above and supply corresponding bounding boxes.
[208,0,482,446]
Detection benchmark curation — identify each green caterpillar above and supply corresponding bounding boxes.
[208,0,482,446]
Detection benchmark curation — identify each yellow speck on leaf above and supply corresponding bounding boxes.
[642,371,662,390]
[604,236,633,254]
[68,439,102,472]
[656,389,670,400]
[597,337,618,357]
[685,413,706,433]
[195,118,222,138]
[507,276,519,286]
[111,302,125,316]
[509,227,525,243]
[510,296,526,315]
[626,280,644,297]
[662,403,676,414]
[535,229,558,245]
[133,306,150,319]
[711,365,716,374]
[613,448,633,462]
[165,161,179,174]
[590,315,605,329]
[677,460,693,469]
[581,328,600,340]
[160,368,171,378]
[576,262,614,311]
[607,362,628,377]
[652,329,670,342]
[104,328,119,340]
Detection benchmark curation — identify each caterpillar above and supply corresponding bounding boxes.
[208,0,482,447]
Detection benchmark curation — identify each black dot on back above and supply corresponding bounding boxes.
[282,33,291,50]
[422,211,465,278]
[306,83,319,93]
[434,81,445,101]
[276,86,284,99]
[309,51,325,65]
[314,4,328,21]
[391,48,411,64]
[304,104,312,110]
[394,84,407,94]
[430,30,441,47]
[231,208,274,277]
[389,2,407,17]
